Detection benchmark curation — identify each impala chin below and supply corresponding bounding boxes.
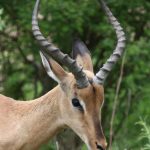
[79,131,107,150]
[71,128,106,150]
[85,140,97,150]
[85,142,91,150]
[74,134,92,150]
[84,139,105,150]
[86,140,107,150]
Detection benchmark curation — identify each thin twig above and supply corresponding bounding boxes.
[108,52,126,150]
[55,140,59,150]
[113,89,132,137]
[126,89,132,117]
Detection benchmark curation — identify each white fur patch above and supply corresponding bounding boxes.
[101,99,104,108]
[80,100,86,111]
[40,51,60,83]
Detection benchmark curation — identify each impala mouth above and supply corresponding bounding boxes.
[96,143,104,150]
[85,143,105,150]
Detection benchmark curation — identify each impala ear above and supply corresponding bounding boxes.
[72,39,93,72]
[40,51,67,83]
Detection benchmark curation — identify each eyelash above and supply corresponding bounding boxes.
[72,98,83,112]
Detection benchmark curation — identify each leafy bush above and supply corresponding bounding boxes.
[136,119,150,150]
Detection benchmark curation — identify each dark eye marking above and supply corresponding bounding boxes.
[72,98,84,112]
[88,79,93,84]
[93,86,96,93]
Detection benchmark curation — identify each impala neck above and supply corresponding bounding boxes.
[22,86,65,148]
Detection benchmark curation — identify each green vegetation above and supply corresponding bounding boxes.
[136,119,150,150]
[0,0,149,149]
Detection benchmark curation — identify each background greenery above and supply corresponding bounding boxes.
[0,0,150,149]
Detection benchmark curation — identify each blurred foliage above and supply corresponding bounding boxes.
[0,8,5,31]
[136,119,150,150]
[0,0,150,149]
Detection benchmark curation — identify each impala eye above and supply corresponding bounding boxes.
[72,98,83,111]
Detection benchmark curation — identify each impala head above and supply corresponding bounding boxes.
[39,40,107,149]
[32,0,126,149]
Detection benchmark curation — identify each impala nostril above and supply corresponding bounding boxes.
[96,142,104,150]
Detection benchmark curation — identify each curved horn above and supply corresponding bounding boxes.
[93,0,126,85]
[32,0,89,88]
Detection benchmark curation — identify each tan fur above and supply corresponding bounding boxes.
[0,72,107,150]
[0,57,107,150]
[76,54,93,72]
[0,87,64,150]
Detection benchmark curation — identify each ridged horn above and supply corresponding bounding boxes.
[32,0,89,88]
[93,0,126,85]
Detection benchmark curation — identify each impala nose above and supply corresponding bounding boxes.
[96,142,107,150]
[96,144,104,150]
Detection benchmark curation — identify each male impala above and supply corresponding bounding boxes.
[0,0,125,149]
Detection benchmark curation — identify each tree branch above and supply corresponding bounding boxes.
[108,52,126,150]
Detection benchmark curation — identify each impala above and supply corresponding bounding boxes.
[0,0,126,149]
